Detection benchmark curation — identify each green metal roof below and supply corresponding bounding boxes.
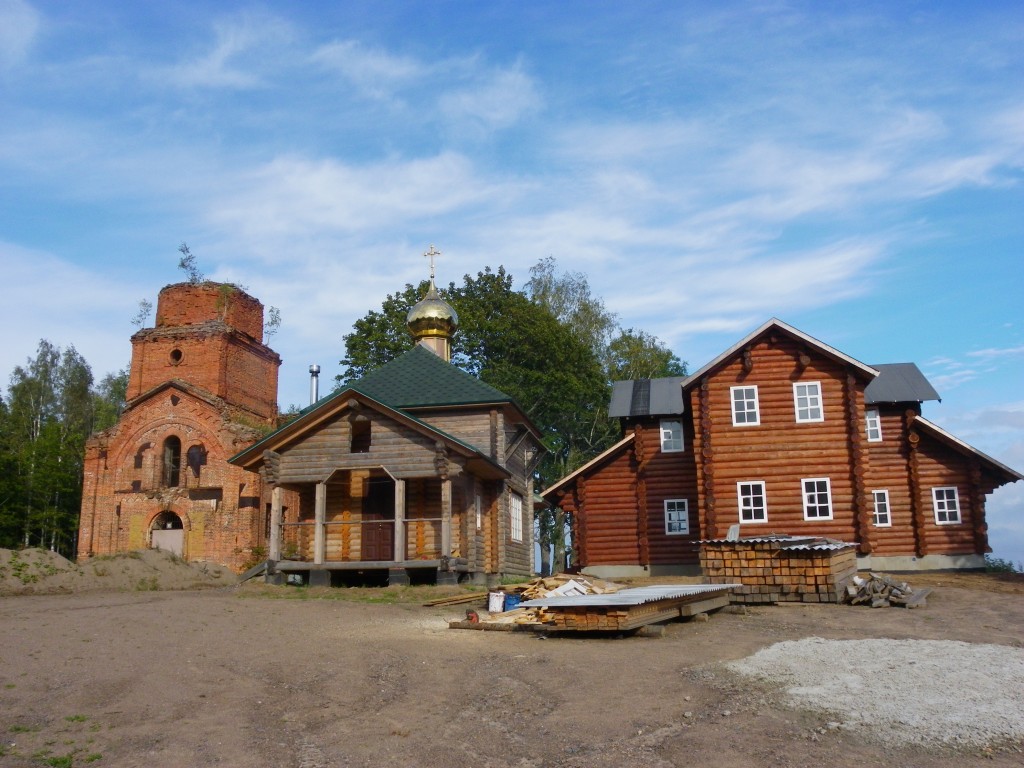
[350,344,514,408]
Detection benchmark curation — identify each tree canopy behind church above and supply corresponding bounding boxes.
[338,261,686,487]
[0,341,128,554]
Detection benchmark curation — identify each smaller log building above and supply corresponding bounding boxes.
[543,318,1022,576]
[230,278,544,587]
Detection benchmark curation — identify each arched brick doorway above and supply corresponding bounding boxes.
[151,511,184,556]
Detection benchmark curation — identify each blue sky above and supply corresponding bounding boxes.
[1,1,1022,562]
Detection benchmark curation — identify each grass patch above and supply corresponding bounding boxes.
[64,715,88,723]
[985,555,1022,574]
[236,582,481,604]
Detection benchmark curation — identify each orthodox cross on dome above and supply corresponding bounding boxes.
[424,244,441,280]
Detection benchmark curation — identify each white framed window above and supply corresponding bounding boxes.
[932,487,961,525]
[737,481,767,523]
[865,409,882,442]
[475,492,483,530]
[664,499,689,535]
[793,381,824,423]
[802,477,833,520]
[872,490,891,527]
[731,385,760,426]
[660,419,683,452]
[509,491,524,542]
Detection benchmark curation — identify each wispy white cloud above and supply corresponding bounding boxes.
[439,60,541,134]
[0,0,39,70]
[207,152,509,245]
[968,345,1024,361]
[161,11,294,89]
[311,39,421,100]
[0,242,141,393]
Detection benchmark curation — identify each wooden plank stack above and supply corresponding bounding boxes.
[542,593,730,632]
[700,537,858,604]
[845,573,931,608]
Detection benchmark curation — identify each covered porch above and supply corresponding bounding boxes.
[266,466,468,586]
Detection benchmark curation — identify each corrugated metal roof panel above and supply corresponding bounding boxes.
[865,363,940,404]
[607,377,686,417]
[701,535,856,551]
[608,380,635,417]
[520,584,739,608]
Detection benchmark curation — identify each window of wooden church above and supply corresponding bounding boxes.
[350,420,371,453]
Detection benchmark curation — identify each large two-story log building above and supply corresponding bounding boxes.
[543,319,1022,575]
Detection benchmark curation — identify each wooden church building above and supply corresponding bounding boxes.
[229,274,543,587]
[543,319,1022,576]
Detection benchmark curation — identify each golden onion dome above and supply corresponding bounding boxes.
[406,279,459,339]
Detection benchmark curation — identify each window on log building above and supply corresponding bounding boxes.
[793,381,823,423]
[932,487,961,524]
[865,409,882,442]
[660,419,683,452]
[509,491,524,542]
[802,477,833,520]
[737,481,767,523]
[350,419,371,453]
[731,385,760,426]
[664,499,689,534]
[872,490,891,527]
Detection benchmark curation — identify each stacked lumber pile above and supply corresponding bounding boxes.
[442,573,624,630]
[541,590,731,632]
[701,536,858,604]
[845,573,931,608]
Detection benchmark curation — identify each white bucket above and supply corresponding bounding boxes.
[488,591,505,612]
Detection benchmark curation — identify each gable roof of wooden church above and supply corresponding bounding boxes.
[352,344,514,409]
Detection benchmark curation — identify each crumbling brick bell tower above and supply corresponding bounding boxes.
[78,282,282,571]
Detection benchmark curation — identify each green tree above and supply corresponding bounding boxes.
[607,328,687,381]
[2,341,95,554]
[339,267,608,483]
[92,367,129,433]
[525,258,687,572]
[177,242,204,284]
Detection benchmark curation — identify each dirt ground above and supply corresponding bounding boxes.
[1,551,1022,768]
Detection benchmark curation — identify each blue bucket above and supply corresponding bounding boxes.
[504,594,522,611]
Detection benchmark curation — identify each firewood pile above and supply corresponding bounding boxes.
[845,573,931,608]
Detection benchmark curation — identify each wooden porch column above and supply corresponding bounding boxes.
[269,486,283,561]
[314,481,326,564]
[441,479,452,558]
[393,479,406,563]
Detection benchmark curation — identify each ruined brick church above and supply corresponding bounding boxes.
[77,282,282,571]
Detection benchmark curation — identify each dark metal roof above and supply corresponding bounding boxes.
[608,376,686,417]
[865,363,940,404]
[352,344,515,408]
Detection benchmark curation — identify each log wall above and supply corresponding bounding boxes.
[276,409,459,483]
[571,448,641,566]
[691,336,866,544]
[633,420,700,565]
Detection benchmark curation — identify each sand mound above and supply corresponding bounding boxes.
[0,547,236,596]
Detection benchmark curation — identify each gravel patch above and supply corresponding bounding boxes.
[726,637,1024,748]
